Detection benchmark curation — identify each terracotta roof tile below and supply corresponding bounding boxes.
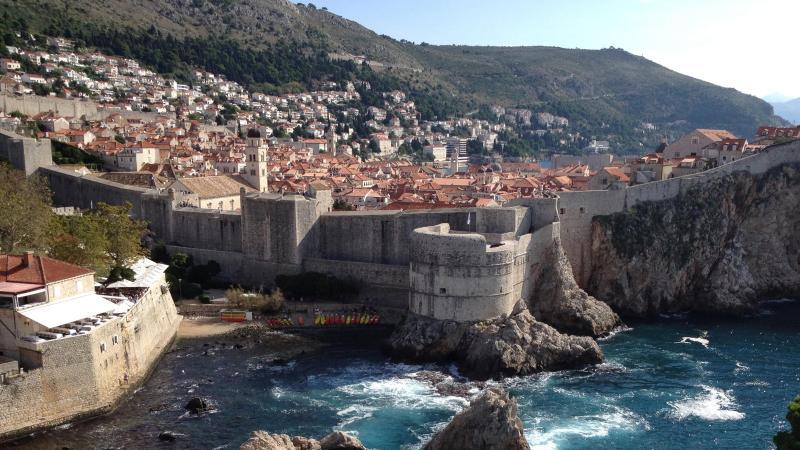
[0,253,93,286]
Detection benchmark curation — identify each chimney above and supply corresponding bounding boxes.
[23,251,34,267]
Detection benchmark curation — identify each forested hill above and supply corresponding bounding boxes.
[0,0,787,138]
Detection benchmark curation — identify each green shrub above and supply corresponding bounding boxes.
[775,396,800,450]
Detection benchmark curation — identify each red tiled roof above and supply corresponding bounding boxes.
[0,253,93,285]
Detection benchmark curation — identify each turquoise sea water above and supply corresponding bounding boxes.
[9,300,800,450]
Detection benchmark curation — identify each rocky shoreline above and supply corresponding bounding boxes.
[386,310,603,380]
[240,387,530,450]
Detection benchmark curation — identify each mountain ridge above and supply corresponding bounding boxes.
[770,98,800,125]
[0,0,787,141]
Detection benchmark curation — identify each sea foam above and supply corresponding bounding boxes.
[668,385,745,421]
[525,406,649,450]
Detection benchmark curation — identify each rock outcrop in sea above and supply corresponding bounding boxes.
[240,430,366,450]
[529,235,621,336]
[387,310,602,380]
[589,164,800,317]
[424,387,530,450]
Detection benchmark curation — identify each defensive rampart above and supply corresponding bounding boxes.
[409,223,532,321]
[7,130,799,322]
[0,94,171,122]
[0,130,53,175]
[557,141,800,286]
[0,279,181,442]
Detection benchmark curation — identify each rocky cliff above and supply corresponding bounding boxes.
[424,387,530,450]
[529,235,621,336]
[589,164,800,317]
[387,310,602,380]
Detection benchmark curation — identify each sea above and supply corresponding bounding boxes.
[6,299,799,450]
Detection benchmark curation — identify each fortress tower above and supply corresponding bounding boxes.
[243,128,269,192]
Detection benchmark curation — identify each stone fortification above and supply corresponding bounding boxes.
[0,129,52,175]
[409,223,530,322]
[0,276,181,442]
[557,141,800,287]
[8,131,799,325]
[0,94,170,122]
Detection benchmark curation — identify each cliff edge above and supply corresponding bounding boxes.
[529,234,621,336]
[589,163,800,317]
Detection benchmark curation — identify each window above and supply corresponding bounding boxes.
[559,208,566,215]
[100,343,106,353]
[112,336,119,345]
[579,207,585,214]
[439,288,447,295]
[691,137,699,145]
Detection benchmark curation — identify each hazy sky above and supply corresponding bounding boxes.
[313,0,800,101]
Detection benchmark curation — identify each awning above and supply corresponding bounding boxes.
[17,293,117,329]
[105,258,167,289]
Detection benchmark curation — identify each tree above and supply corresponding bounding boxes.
[369,140,380,153]
[50,214,110,274]
[0,164,55,253]
[91,202,147,270]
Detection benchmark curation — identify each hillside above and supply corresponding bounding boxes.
[771,98,800,125]
[0,0,786,140]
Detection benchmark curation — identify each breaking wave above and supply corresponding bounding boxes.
[525,406,649,450]
[668,385,744,421]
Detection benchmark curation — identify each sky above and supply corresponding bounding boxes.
[313,0,800,101]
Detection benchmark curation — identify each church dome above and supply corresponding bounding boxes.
[246,128,261,138]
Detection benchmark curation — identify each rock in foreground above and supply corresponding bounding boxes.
[387,310,602,380]
[424,387,530,450]
[240,431,365,450]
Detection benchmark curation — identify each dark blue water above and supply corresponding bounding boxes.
[9,300,800,450]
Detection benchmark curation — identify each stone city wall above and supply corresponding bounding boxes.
[0,278,180,442]
[0,129,53,175]
[42,166,149,214]
[557,141,800,286]
[304,258,409,290]
[0,94,171,123]
[0,94,99,120]
[170,208,243,253]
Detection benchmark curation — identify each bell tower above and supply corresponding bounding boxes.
[244,128,269,192]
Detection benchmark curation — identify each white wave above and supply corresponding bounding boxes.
[597,325,634,341]
[336,404,377,428]
[271,386,285,399]
[678,335,709,348]
[525,406,649,450]
[337,376,468,411]
[734,361,750,374]
[668,385,745,421]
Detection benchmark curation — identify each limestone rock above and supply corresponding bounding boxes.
[387,310,602,380]
[240,431,297,450]
[529,235,621,336]
[589,163,800,317]
[461,311,603,380]
[424,387,530,450]
[319,431,366,450]
[238,431,363,450]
